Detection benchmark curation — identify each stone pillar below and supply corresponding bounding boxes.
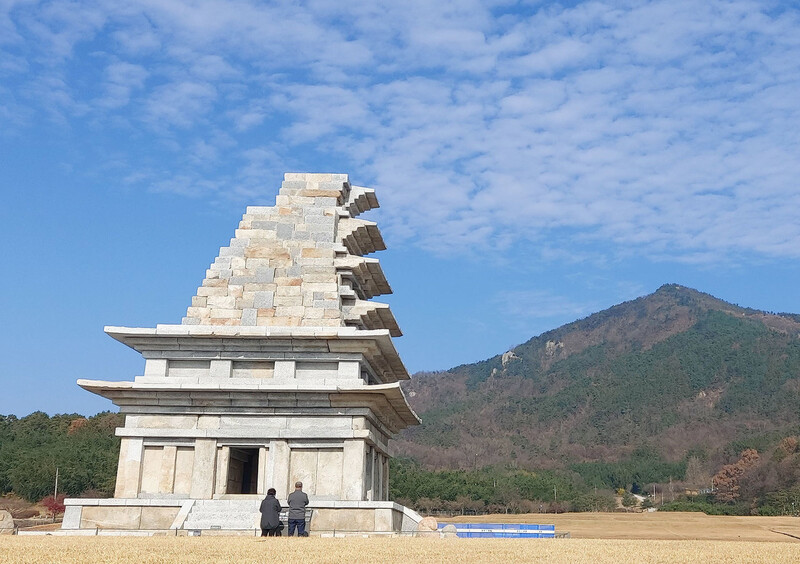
[257,446,268,495]
[190,439,217,499]
[214,446,230,496]
[114,437,143,498]
[374,453,382,501]
[159,445,178,494]
[270,440,290,499]
[371,448,377,501]
[383,456,390,501]
[342,439,366,501]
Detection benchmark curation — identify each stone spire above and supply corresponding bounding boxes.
[182,173,399,335]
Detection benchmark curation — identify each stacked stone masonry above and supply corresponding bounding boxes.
[66,173,421,534]
[183,173,399,336]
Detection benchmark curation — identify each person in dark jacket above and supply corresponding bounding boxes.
[287,481,309,536]
[260,487,283,537]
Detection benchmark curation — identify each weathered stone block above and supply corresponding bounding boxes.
[255,267,275,283]
[81,506,141,530]
[253,291,274,308]
[240,308,256,325]
[207,296,236,309]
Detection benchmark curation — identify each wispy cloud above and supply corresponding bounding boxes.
[493,289,595,321]
[2,0,800,264]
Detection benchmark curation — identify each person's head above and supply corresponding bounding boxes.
[267,488,276,496]
[295,481,303,490]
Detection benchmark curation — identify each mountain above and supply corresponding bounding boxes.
[397,284,800,473]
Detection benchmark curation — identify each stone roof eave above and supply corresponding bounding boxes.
[76,379,421,429]
[103,325,410,381]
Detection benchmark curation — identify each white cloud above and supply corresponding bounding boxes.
[144,80,217,128]
[96,61,147,109]
[492,289,595,321]
[2,0,800,263]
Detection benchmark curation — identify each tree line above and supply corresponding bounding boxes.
[3,411,800,517]
[0,412,121,502]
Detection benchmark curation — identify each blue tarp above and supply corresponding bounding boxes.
[437,523,556,538]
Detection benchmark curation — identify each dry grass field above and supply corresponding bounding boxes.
[1,536,800,564]
[450,511,800,542]
[2,513,800,563]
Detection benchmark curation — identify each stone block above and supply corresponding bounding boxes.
[241,308,257,326]
[207,296,236,309]
[276,286,301,296]
[244,246,290,262]
[185,307,208,319]
[81,506,141,530]
[60,506,82,530]
[213,257,233,268]
[313,508,374,532]
[197,415,221,429]
[273,297,302,309]
[256,308,275,318]
[197,286,227,297]
[144,359,168,378]
[209,309,242,319]
[374,508,395,532]
[209,360,232,378]
[253,291,274,308]
[0,509,13,535]
[115,437,144,498]
[229,276,256,285]
[140,507,181,530]
[246,206,272,214]
[276,223,294,239]
[190,439,217,499]
[237,295,255,308]
[341,440,365,501]
[202,278,228,288]
[255,267,274,283]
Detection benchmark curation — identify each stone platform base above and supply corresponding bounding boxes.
[62,498,421,535]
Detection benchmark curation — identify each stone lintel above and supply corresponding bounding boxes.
[104,326,409,381]
[79,379,418,432]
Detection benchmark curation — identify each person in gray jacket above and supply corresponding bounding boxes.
[259,488,283,537]
[287,481,309,536]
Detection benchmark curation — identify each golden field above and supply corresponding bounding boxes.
[452,510,800,542]
[3,513,800,563]
[2,536,800,564]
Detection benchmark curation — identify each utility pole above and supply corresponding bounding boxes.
[554,485,558,514]
[53,467,59,523]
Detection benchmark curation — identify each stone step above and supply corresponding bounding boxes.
[183,500,262,530]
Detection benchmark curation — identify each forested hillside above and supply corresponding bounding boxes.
[4,285,800,516]
[395,285,800,513]
[0,412,121,501]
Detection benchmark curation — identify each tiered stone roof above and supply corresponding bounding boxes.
[182,173,398,334]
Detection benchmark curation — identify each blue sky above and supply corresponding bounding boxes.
[2,0,800,417]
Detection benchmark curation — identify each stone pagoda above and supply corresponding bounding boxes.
[63,173,421,534]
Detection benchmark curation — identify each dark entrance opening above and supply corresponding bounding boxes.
[227,447,259,494]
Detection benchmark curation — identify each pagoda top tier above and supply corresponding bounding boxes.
[183,173,399,335]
